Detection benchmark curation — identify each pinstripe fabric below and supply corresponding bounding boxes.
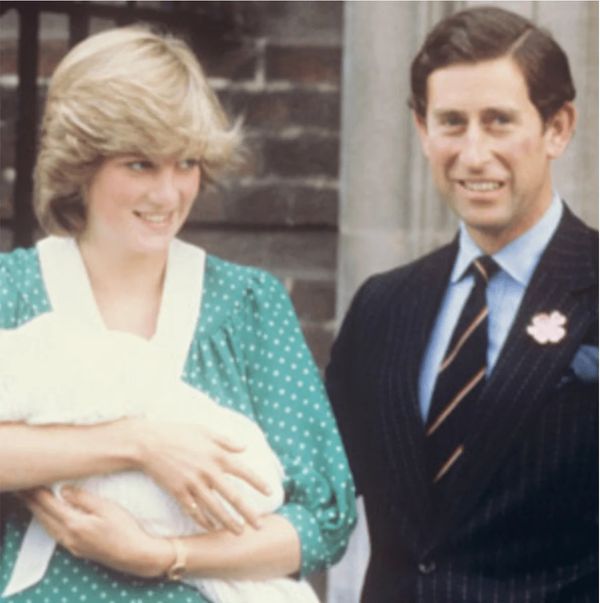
[326,205,598,602]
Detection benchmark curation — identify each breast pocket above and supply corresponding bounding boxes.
[556,344,598,390]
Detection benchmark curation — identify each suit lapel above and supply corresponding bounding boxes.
[379,242,457,545]
[432,207,598,542]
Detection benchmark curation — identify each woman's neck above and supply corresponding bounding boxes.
[76,239,168,338]
[78,239,167,293]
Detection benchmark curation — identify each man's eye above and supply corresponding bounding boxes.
[440,115,465,128]
[488,112,512,127]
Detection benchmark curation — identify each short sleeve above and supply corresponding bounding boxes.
[235,270,357,576]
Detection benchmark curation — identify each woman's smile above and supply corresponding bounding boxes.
[133,209,176,228]
[134,210,172,223]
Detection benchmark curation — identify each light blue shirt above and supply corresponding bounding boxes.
[418,194,564,421]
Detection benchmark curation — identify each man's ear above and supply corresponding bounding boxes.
[544,102,577,160]
[412,110,431,158]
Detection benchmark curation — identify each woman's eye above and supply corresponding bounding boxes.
[127,160,153,172]
[178,158,200,170]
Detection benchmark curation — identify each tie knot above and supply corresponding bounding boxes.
[471,256,498,284]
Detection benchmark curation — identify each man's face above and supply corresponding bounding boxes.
[415,56,574,252]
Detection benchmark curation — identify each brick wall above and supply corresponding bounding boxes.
[0,1,343,373]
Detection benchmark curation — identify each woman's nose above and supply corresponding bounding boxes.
[151,168,180,205]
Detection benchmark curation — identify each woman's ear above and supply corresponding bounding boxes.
[544,102,577,160]
[412,111,431,158]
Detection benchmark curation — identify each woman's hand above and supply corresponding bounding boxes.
[133,420,271,534]
[22,487,174,578]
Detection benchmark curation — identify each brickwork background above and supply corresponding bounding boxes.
[0,1,343,373]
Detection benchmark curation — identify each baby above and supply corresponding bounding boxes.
[0,312,317,603]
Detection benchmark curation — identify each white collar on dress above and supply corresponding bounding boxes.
[36,236,206,378]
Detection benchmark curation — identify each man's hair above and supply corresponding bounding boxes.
[409,6,575,123]
[35,26,241,236]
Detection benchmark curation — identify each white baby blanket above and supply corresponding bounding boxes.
[0,236,317,603]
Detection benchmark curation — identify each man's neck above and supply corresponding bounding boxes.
[466,194,554,255]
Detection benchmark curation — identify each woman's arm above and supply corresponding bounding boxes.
[0,420,138,491]
[239,271,358,577]
[180,515,300,580]
[1,419,271,532]
[24,487,301,580]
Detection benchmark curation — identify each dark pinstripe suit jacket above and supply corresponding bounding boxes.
[326,205,598,602]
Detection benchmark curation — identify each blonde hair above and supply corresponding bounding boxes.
[35,26,241,235]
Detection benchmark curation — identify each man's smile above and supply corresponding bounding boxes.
[458,180,504,192]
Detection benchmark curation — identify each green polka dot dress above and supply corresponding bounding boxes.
[0,245,357,602]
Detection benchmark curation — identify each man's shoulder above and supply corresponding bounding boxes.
[350,240,457,316]
[561,203,598,238]
[363,241,455,294]
[552,203,598,276]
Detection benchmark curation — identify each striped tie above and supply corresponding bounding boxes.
[426,255,499,486]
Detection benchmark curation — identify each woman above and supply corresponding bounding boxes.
[0,26,356,602]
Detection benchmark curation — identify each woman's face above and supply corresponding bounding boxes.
[81,155,201,256]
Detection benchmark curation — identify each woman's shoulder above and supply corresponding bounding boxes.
[0,245,42,292]
[197,254,291,335]
[0,245,49,326]
[203,253,288,304]
[0,245,40,274]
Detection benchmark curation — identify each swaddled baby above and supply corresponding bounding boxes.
[0,312,318,603]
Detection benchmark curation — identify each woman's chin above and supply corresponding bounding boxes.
[126,233,177,257]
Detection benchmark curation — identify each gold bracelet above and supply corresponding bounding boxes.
[165,537,187,581]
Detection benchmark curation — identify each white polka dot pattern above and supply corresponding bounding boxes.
[0,248,357,600]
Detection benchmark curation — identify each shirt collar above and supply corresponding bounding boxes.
[452,193,564,285]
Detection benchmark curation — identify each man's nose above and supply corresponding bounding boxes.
[459,126,491,169]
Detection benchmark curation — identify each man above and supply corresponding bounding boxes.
[326,6,597,602]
